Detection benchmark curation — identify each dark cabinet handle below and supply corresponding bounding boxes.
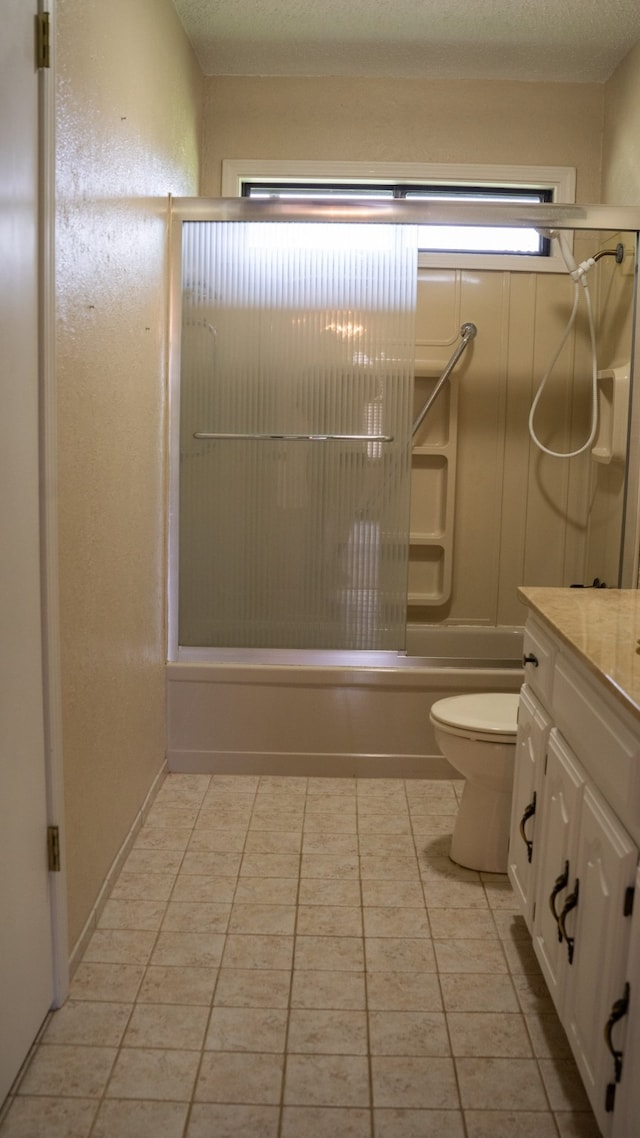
[558,879,579,963]
[519,794,536,863]
[605,982,630,1088]
[549,861,569,941]
[523,653,539,667]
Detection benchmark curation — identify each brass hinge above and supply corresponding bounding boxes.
[35,11,51,69]
[47,825,61,872]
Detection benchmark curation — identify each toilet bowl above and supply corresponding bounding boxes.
[429,692,519,873]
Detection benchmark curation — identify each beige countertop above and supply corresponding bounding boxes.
[518,586,640,721]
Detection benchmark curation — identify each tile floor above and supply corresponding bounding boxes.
[0,774,601,1137]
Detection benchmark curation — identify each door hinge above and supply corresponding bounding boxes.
[47,825,61,872]
[36,11,51,69]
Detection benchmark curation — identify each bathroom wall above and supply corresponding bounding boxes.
[602,40,640,207]
[56,0,202,948]
[201,76,603,202]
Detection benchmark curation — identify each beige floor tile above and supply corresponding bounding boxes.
[512,973,556,1015]
[240,852,301,877]
[420,857,480,884]
[229,903,296,935]
[205,1006,288,1052]
[290,969,367,1010]
[439,974,519,1013]
[366,972,442,1011]
[281,1106,370,1137]
[447,1011,532,1057]
[428,908,498,940]
[121,848,184,875]
[180,851,242,876]
[538,1058,592,1111]
[214,968,292,1008]
[234,876,299,904]
[145,806,200,828]
[369,1011,449,1056]
[491,910,530,941]
[464,1110,558,1137]
[434,939,508,974]
[303,833,359,855]
[92,1099,188,1138]
[360,856,420,881]
[69,962,144,1003]
[150,931,225,968]
[122,1003,209,1049]
[358,834,416,856]
[97,899,167,931]
[481,876,517,909]
[106,1048,199,1101]
[195,1052,284,1104]
[554,1112,603,1137]
[365,937,436,973]
[455,1056,548,1111]
[421,878,489,909]
[18,1044,116,1098]
[287,1009,368,1055]
[374,1107,465,1137]
[284,1054,370,1107]
[502,938,544,975]
[137,965,217,1006]
[525,1012,573,1058]
[294,936,365,972]
[196,808,253,830]
[357,813,412,835]
[245,830,303,854]
[361,880,425,907]
[303,811,358,834]
[249,811,304,833]
[161,901,230,933]
[300,854,360,879]
[81,929,157,966]
[171,874,237,903]
[408,801,459,819]
[186,1103,279,1138]
[298,879,361,906]
[305,795,356,815]
[223,933,294,970]
[0,1097,98,1138]
[363,907,430,938]
[410,816,458,837]
[371,1056,459,1109]
[42,1001,131,1047]
[187,827,247,852]
[109,872,176,902]
[307,777,357,794]
[296,906,363,936]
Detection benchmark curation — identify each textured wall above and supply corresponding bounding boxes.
[602,39,640,206]
[56,0,202,947]
[202,76,603,202]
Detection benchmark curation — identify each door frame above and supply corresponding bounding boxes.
[38,0,69,1007]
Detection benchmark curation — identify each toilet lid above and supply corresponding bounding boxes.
[430,693,519,737]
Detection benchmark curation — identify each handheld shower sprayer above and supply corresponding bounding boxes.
[528,232,624,459]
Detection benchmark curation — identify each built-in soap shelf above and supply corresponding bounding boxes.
[591,363,630,464]
[408,368,458,606]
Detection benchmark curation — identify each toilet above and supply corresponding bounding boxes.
[429,692,520,874]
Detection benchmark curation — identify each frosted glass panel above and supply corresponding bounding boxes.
[178,221,417,649]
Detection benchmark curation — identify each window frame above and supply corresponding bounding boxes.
[221,160,576,272]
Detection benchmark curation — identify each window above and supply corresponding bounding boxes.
[222,161,576,272]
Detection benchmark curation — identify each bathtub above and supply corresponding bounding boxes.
[166,624,524,778]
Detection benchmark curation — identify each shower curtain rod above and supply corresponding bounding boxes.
[171,197,640,233]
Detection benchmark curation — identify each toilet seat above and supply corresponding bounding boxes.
[430,693,519,743]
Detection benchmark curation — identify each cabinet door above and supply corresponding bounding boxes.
[508,684,550,929]
[563,786,637,1137]
[532,729,584,1012]
[612,866,640,1138]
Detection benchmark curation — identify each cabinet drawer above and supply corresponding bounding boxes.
[552,655,640,841]
[522,618,555,704]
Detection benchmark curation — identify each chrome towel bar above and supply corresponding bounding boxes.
[193,432,394,442]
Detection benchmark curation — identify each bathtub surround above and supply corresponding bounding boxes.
[0,772,599,1138]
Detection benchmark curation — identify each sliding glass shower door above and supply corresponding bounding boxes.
[177,220,417,650]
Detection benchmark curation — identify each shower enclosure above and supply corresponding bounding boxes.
[170,199,640,656]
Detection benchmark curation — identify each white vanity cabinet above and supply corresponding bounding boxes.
[508,611,640,1137]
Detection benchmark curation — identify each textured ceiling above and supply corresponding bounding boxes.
[171,0,640,83]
